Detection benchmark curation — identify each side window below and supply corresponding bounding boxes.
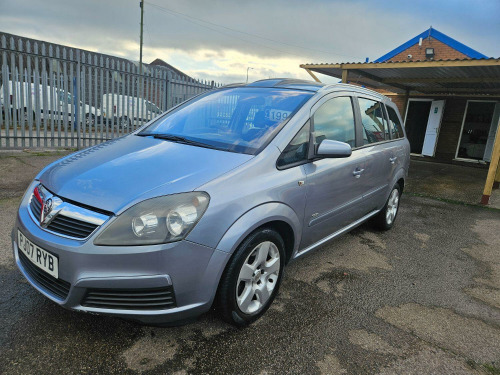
[358,98,387,145]
[313,97,356,147]
[386,106,404,139]
[277,122,310,168]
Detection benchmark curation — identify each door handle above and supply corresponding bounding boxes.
[389,156,397,164]
[352,168,365,178]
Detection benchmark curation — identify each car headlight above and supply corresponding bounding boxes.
[94,192,209,246]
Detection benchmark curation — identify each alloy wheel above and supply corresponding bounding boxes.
[86,116,94,127]
[236,241,280,314]
[386,188,400,225]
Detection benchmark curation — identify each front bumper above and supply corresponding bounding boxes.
[12,190,230,324]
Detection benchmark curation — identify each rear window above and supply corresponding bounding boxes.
[386,106,405,139]
[358,98,387,145]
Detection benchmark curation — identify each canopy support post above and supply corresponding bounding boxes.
[341,69,349,83]
[494,162,500,189]
[402,88,410,120]
[481,121,500,204]
[305,69,321,83]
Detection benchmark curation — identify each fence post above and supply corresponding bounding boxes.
[41,43,48,148]
[167,71,172,110]
[126,61,132,131]
[55,46,62,147]
[75,50,81,151]
[18,38,26,148]
[1,36,10,148]
[9,37,18,149]
[69,50,74,144]
[161,69,166,112]
[33,41,41,147]
[48,44,55,148]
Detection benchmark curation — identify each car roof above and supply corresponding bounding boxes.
[219,79,389,102]
[246,79,325,92]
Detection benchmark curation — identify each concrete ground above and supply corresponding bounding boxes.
[0,151,499,375]
[407,159,500,209]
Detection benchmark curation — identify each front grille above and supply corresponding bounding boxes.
[47,215,98,239]
[81,287,177,310]
[18,250,71,300]
[30,196,42,219]
[29,197,99,239]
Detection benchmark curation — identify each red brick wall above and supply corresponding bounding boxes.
[386,95,407,116]
[388,37,469,62]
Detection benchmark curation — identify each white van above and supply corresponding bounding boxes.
[101,94,162,127]
[1,81,100,126]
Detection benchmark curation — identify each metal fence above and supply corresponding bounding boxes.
[0,33,222,149]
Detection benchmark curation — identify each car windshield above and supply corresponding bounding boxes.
[139,87,313,154]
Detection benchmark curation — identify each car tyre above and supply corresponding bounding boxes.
[22,109,35,124]
[85,114,95,128]
[119,116,130,129]
[373,183,401,231]
[216,228,285,327]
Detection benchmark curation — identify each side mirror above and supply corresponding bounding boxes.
[316,139,352,158]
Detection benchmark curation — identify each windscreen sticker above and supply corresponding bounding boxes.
[265,109,291,121]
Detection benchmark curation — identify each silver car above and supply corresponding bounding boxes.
[12,79,410,326]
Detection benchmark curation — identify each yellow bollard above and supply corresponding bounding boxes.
[494,162,500,189]
[481,122,500,204]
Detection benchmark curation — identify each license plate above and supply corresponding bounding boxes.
[17,230,59,279]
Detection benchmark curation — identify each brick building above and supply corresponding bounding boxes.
[301,27,500,166]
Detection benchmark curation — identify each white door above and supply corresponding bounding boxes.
[422,100,445,156]
[484,102,500,162]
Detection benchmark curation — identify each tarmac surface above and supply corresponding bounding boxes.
[0,151,499,374]
[406,159,499,209]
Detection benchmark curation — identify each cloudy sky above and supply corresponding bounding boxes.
[1,0,499,84]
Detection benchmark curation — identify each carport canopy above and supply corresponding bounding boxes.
[300,58,500,96]
[300,58,500,205]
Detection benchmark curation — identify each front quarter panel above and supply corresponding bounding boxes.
[215,202,302,256]
[187,146,307,252]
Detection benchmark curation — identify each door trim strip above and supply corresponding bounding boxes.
[294,209,380,259]
[309,195,364,227]
[364,184,388,199]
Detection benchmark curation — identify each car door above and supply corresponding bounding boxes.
[385,103,408,176]
[300,94,367,249]
[355,96,393,212]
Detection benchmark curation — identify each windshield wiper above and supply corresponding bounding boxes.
[141,133,224,151]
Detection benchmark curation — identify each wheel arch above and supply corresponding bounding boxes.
[390,168,406,195]
[215,202,301,264]
[397,177,405,192]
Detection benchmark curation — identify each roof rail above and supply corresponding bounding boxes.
[218,83,245,89]
[247,78,324,87]
[320,83,387,99]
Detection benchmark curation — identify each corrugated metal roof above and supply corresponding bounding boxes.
[301,58,500,95]
[301,57,500,66]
